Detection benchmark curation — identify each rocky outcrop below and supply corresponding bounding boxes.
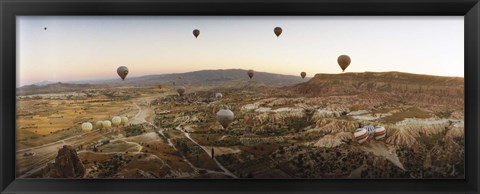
[42,145,85,178]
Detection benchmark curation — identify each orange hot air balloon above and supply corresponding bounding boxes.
[247,69,255,79]
[193,29,200,38]
[300,72,306,79]
[274,27,282,37]
[337,55,351,72]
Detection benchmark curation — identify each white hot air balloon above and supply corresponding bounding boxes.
[81,122,93,133]
[121,116,129,126]
[102,120,112,128]
[95,120,103,128]
[216,108,234,129]
[354,128,368,144]
[215,92,223,99]
[374,126,386,140]
[112,116,122,126]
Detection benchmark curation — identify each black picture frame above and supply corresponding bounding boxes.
[1,0,479,193]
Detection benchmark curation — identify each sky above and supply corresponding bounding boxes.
[17,16,464,86]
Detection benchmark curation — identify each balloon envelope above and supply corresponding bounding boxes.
[193,29,200,38]
[274,27,282,37]
[117,66,129,80]
[247,69,254,79]
[215,92,223,99]
[374,127,386,140]
[95,121,103,128]
[216,108,234,129]
[337,55,351,72]
[301,72,306,79]
[112,116,122,126]
[81,122,93,132]
[354,128,368,143]
[102,120,112,128]
[176,86,186,96]
[121,116,129,125]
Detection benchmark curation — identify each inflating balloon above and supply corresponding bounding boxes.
[112,116,122,126]
[81,122,93,133]
[95,120,103,128]
[121,116,129,126]
[102,120,112,128]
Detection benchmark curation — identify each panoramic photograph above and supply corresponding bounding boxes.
[16,16,464,179]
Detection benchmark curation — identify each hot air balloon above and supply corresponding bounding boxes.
[44,27,47,30]
[301,72,306,79]
[81,122,93,133]
[102,120,112,128]
[176,86,186,96]
[216,107,234,129]
[121,116,129,126]
[247,69,254,79]
[215,92,223,99]
[274,27,282,37]
[193,29,200,38]
[337,55,351,72]
[354,128,368,143]
[112,116,122,126]
[374,126,386,140]
[117,66,129,80]
[95,120,103,128]
[363,125,376,139]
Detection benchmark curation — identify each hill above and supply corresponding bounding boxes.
[17,69,305,95]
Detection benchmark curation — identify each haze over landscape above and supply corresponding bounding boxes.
[15,16,464,179]
[17,16,463,86]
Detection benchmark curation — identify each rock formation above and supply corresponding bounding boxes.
[42,145,85,178]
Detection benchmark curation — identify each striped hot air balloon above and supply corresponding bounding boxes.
[374,126,386,140]
[363,125,376,139]
[354,128,368,143]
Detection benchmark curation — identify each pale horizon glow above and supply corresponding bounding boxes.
[17,16,464,86]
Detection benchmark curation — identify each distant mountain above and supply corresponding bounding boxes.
[17,69,305,95]
[71,69,305,87]
[17,82,96,96]
[32,80,57,86]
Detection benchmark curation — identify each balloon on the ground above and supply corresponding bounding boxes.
[337,55,351,72]
[112,116,122,126]
[102,120,112,128]
[121,116,129,125]
[81,122,93,133]
[374,126,386,140]
[95,120,103,128]
[215,92,223,99]
[354,128,368,143]
[117,66,129,80]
